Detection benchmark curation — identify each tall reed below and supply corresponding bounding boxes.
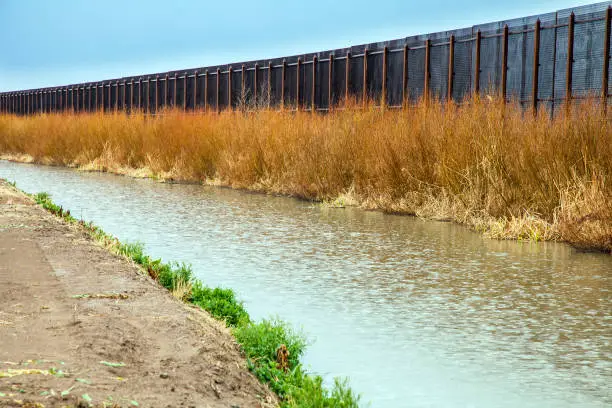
[0,96,610,251]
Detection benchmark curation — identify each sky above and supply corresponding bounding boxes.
[0,0,604,92]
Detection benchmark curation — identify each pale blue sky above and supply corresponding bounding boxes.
[0,0,601,91]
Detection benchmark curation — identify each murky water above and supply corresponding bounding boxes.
[1,160,610,407]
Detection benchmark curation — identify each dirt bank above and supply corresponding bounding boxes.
[0,180,276,407]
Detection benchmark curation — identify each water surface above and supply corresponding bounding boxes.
[1,160,610,407]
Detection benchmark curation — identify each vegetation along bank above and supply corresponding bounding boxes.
[0,96,610,252]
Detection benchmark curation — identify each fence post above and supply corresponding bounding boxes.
[603,6,611,112]
[204,70,209,111]
[474,30,481,95]
[329,54,334,110]
[402,45,408,107]
[281,59,286,110]
[267,61,272,109]
[164,74,169,109]
[88,86,92,112]
[566,12,575,110]
[424,39,431,102]
[448,35,455,102]
[312,55,317,112]
[345,51,351,103]
[193,71,198,111]
[183,72,188,111]
[502,24,509,103]
[532,19,541,116]
[108,82,111,112]
[216,68,221,112]
[253,64,258,106]
[362,48,368,105]
[138,78,142,111]
[241,64,245,108]
[228,66,233,109]
[382,46,388,108]
[173,73,178,107]
[129,80,133,112]
[296,58,301,110]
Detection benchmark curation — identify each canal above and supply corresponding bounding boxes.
[1,160,610,407]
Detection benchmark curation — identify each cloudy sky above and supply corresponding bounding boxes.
[0,0,603,91]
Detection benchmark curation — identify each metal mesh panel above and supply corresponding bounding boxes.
[257,67,269,107]
[242,69,255,107]
[386,50,404,106]
[156,80,164,111]
[349,55,364,100]
[572,19,605,97]
[268,66,281,107]
[453,38,473,101]
[507,30,535,104]
[317,59,330,108]
[538,26,556,112]
[332,57,347,106]
[429,42,449,100]
[479,34,502,94]
[205,73,216,109]
[407,47,425,101]
[218,72,229,110]
[303,62,313,109]
[553,25,569,102]
[285,64,297,106]
[230,70,242,108]
[367,52,383,101]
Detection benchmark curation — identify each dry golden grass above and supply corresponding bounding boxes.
[0,96,610,252]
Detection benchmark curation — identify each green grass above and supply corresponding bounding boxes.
[29,189,361,407]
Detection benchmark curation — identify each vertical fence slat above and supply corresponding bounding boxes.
[448,35,455,102]
[345,52,351,102]
[228,66,233,109]
[328,54,334,109]
[204,70,209,111]
[216,68,221,112]
[296,59,301,110]
[281,59,286,110]
[402,45,408,106]
[474,30,481,95]
[312,55,317,112]
[173,73,178,107]
[362,49,368,104]
[502,25,509,103]
[566,12,575,109]
[193,71,198,110]
[241,65,246,107]
[382,46,388,107]
[424,39,431,100]
[532,19,541,116]
[183,73,188,111]
[603,6,611,112]
[253,65,257,106]
[267,61,272,109]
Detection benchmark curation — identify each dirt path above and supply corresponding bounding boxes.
[0,180,276,408]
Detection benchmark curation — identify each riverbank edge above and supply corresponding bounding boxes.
[1,154,586,251]
[2,178,361,407]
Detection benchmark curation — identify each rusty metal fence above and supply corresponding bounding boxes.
[1,2,610,116]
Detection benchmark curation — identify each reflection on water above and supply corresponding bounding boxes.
[1,160,610,408]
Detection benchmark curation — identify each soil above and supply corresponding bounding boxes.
[0,180,277,408]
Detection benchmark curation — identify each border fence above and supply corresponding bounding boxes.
[1,2,610,116]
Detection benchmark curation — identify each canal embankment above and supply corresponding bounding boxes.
[0,179,278,407]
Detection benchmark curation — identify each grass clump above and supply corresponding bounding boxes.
[234,319,360,407]
[27,189,361,406]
